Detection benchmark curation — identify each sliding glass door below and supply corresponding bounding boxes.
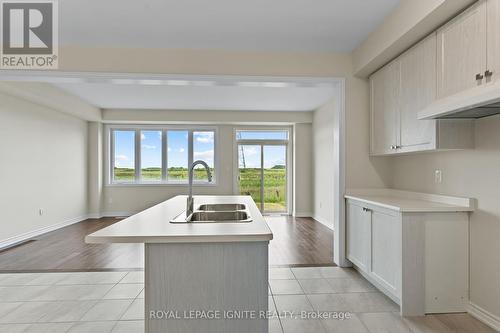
[236,129,289,214]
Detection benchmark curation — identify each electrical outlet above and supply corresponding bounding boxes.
[435,170,442,184]
[39,208,44,216]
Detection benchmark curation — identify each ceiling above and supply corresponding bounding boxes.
[60,0,400,52]
[52,79,337,111]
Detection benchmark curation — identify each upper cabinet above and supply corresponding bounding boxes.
[369,1,497,156]
[399,34,437,152]
[370,59,400,155]
[487,0,500,83]
[437,0,487,99]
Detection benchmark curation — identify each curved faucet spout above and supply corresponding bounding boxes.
[186,160,213,218]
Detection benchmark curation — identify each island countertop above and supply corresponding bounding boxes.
[85,195,273,244]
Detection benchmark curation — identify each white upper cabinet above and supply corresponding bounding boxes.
[399,33,437,152]
[437,0,487,98]
[487,0,500,83]
[370,60,400,155]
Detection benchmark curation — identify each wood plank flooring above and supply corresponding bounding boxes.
[0,216,333,272]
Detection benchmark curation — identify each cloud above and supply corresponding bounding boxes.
[179,148,185,153]
[141,133,146,140]
[194,150,214,159]
[115,154,128,160]
[142,144,156,149]
[167,147,171,152]
[242,147,258,155]
[195,132,214,144]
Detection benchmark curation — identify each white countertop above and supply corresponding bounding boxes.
[345,189,475,213]
[85,195,273,244]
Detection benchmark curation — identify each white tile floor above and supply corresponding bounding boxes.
[0,267,494,333]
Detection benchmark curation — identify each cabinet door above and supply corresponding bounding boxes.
[487,0,500,83]
[437,0,487,99]
[370,209,401,297]
[399,33,437,152]
[370,60,400,155]
[346,201,370,272]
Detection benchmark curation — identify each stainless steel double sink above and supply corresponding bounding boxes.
[170,203,252,223]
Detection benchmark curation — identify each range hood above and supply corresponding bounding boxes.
[418,80,500,120]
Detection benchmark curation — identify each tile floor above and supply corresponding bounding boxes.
[0,267,495,333]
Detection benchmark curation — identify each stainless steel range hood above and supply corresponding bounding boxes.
[418,81,500,119]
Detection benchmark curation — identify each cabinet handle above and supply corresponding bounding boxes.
[485,70,493,78]
[476,73,484,80]
[390,145,395,150]
[396,145,402,149]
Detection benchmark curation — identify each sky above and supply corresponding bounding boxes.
[114,130,286,170]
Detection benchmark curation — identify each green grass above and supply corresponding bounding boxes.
[113,167,286,212]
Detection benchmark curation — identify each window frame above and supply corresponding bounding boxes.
[233,126,293,215]
[106,124,218,186]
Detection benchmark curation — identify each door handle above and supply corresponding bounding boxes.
[485,70,493,78]
[476,73,484,80]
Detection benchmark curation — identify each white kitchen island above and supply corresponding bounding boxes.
[86,195,273,333]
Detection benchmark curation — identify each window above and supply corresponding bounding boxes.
[235,129,290,213]
[113,130,135,182]
[167,130,189,182]
[109,127,216,185]
[140,130,162,181]
[193,131,215,182]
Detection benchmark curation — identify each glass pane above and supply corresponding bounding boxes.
[236,130,288,141]
[113,130,135,182]
[263,145,287,212]
[238,145,262,210]
[140,130,162,181]
[167,130,188,182]
[193,131,215,182]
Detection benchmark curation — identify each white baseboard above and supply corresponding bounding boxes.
[312,215,334,230]
[100,211,137,218]
[0,215,88,250]
[467,302,500,332]
[293,212,312,218]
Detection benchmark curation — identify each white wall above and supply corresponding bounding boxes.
[391,115,500,320]
[293,123,313,216]
[0,92,88,244]
[312,100,335,228]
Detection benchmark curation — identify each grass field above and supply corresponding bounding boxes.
[113,167,286,211]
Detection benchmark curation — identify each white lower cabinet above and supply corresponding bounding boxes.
[346,198,469,316]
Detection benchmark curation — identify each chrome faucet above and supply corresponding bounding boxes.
[186,160,213,218]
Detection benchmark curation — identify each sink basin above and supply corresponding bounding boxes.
[170,210,252,223]
[197,203,246,211]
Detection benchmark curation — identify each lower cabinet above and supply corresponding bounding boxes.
[346,200,402,301]
[346,198,469,316]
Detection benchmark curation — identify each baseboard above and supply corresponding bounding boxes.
[100,211,137,218]
[312,215,334,230]
[0,215,88,250]
[467,302,500,332]
[293,212,312,218]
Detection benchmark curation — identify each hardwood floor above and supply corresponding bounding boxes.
[0,216,333,272]
[266,215,333,266]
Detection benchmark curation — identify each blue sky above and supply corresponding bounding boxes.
[114,130,286,169]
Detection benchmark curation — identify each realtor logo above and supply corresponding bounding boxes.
[1,0,58,69]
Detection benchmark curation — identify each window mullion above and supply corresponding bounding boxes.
[135,129,141,182]
[188,130,194,182]
[162,130,168,182]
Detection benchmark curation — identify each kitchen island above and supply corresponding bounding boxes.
[86,195,273,333]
